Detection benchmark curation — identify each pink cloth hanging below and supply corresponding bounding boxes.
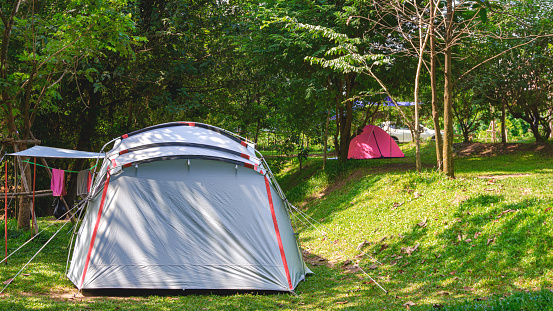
[51,168,67,197]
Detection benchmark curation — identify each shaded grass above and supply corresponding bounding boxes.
[0,141,552,310]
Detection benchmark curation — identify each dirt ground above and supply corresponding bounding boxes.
[454,142,553,158]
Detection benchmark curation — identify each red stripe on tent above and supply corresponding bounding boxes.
[178,121,195,126]
[119,149,128,155]
[111,159,117,168]
[264,176,293,290]
[79,173,111,289]
[240,153,250,160]
[244,163,254,169]
[241,141,248,147]
[121,134,129,139]
[123,163,132,168]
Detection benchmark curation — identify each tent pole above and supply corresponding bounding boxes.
[4,160,7,264]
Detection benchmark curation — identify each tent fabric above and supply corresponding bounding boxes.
[348,125,405,159]
[8,146,102,159]
[68,123,310,292]
[110,122,255,160]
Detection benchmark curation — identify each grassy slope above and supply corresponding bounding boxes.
[275,141,553,310]
[0,141,552,310]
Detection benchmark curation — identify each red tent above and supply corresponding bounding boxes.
[348,125,405,159]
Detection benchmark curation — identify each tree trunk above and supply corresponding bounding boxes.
[501,101,507,144]
[443,0,455,177]
[323,110,330,169]
[430,0,443,169]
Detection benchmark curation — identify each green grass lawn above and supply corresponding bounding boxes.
[1,141,552,310]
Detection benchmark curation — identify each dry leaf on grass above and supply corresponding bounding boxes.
[545,207,551,212]
[401,243,419,256]
[2,278,13,285]
[368,264,379,270]
[336,301,348,305]
[437,291,450,296]
[463,286,475,291]
[417,217,427,227]
[392,202,404,209]
[414,191,422,198]
[356,240,370,251]
[403,301,417,307]
[474,232,481,239]
[497,209,516,218]
[487,234,496,246]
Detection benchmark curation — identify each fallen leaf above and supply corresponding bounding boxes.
[379,243,388,252]
[22,274,30,276]
[435,253,442,258]
[336,301,348,304]
[498,209,516,218]
[463,286,475,291]
[398,233,404,239]
[342,260,352,267]
[465,238,472,243]
[487,235,496,246]
[2,278,13,285]
[545,207,551,212]
[450,271,456,275]
[390,260,398,266]
[417,217,427,227]
[356,240,370,251]
[414,191,421,198]
[368,264,379,270]
[403,301,416,307]
[380,236,388,243]
[420,259,426,264]
[437,291,450,296]
[398,269,405,274]
[401,243,420,256]
[392,202,404,209]
[474,232,481,239]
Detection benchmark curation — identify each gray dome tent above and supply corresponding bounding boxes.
[67,122,311,291]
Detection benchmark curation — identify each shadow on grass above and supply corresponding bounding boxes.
[361,191,553,307]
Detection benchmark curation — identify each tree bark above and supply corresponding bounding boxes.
[430,0,443,169]
[443,0,455,177]
[323,109,330,169]
[501,101,507,144]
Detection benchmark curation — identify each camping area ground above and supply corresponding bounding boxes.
[1,141,553,310]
